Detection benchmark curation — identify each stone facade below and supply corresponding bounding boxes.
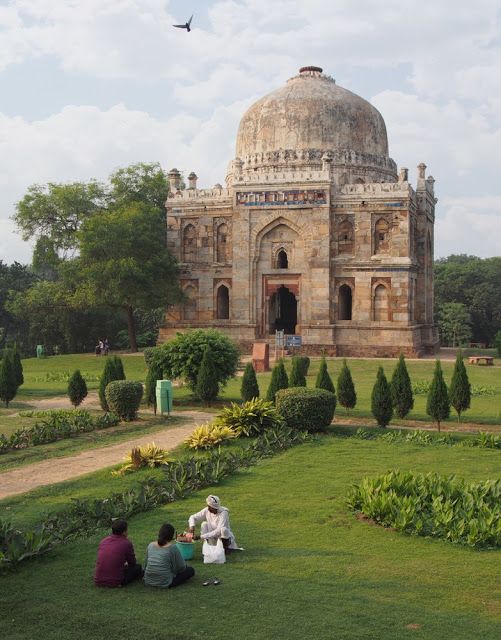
[159,67,439,357]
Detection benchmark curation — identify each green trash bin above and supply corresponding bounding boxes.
[155,380,173,415]
[36,344,45,359]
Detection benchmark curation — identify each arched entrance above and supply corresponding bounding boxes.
[269,285,297,334]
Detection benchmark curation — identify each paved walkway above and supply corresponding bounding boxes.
[0,410,213,500]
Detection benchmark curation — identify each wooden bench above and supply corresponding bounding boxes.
[468,356,494,366]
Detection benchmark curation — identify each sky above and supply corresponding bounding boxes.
[1,0,500,264]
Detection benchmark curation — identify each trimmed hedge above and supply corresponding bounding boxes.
[275,387,336,432]
[105,381,143,421]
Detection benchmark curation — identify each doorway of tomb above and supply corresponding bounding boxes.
[269,285,297,334]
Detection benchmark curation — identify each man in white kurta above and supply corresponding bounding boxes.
[188,495,238,550]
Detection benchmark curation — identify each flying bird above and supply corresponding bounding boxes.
[173,14,193,32]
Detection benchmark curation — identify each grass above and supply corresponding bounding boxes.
[1,435,500,639]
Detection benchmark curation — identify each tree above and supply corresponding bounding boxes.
[196,347,219,406]
[449,351,471,422]
[241,363,260,401]
[390,354,413,419]
[289,356,306,387]
[437,302,472,347]
[315,356,335,394]
[68,370,88,407]
[266,359,289,402]
[0,353,17,407]
[157,329,239,391]
[109,162,169,213]
[0,261,37,350]
[99,356,125,411]
[426,360,450,432]
[371,367,393,427]
[337,359,357,414]
[75,202,181,351]
[13,181,107,258]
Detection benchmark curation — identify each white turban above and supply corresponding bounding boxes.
[206,495,221,510]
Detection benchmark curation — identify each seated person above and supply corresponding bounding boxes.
[144,523,195,588]
[188,494,238,551]
[94,518,142,587]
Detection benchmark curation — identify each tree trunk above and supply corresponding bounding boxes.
[126,305,138,352]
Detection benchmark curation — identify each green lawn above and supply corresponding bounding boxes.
[1,436,500,640]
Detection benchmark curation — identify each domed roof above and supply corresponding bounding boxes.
[235,66,389,163]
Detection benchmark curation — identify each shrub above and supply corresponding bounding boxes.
[426,360,450,432]
[297,356,310,377]
[289,356,306,387]
[449,351,471,422]
[371,367,393,427]
[112,443,171,476]
[390,354,413,419]
[185,422,237,449]
[12,348,23,388]
[67,370,88,407]
[156,329,239,391]
[347,470,501,549]
[240,362,260,401]
[315,356,335,393]
[196,347,219,406]
[145,360,164,414]
[99,356,125,411]
[0,353,17,408]
[105,381,143,421]
[276,387,336,432]
[218,398,284,436]
[266,359,288,402]
[337,359,356,413]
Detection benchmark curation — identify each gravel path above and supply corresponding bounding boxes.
[0,410,213,500]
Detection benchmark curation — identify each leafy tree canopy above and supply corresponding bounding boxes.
[437,302,472,347]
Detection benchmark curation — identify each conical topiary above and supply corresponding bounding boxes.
[289,356,306,387]
[390,353,414,419]
[196,347,219,406]
[449,351,471,422]
[241,362,260,401]
[315,356,335,394]
[266,359,289,402]
[426,360,450,432]
[12,347,24,388]
[0,353,17,408]
[145,360,164,414]
[371,366,393,427]
[68,369,88,407]
[337,359,357,414]
[99,356,125,411]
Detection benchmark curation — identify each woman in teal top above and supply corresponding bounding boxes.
[144,523,195,588]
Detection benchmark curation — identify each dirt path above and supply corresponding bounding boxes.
[0,410,213,501]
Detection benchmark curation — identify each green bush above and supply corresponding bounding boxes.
[0,352,17,408]
[426,360,450,432]
[155,329,239,391]
[144,359,164,414]
[337,359,357,413]
[347,470,501,548]
[449,351,471,422]
[218,398,284,436]
[494,331,501,358]
[315,356,335,393]
[371,367,393,427]
[12,348,24,388]
[289,356,306,387]
[275,387,336,432]
[196,347,219,406]
[266,359,288,402]
[67,369,88,407]
[105,381,143,421]
[240,362,260,401]
[99,356,126,411]
[390,354,413,419]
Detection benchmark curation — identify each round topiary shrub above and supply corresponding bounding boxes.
[105,381,143,421]
[275,387,336,432]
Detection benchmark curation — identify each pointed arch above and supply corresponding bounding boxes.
[182,224,197,262]
[338,284,353,320]
[216,284,230,319]
[373,284,389,321]
[216,222,230,263]
[337,218,354,254]
[374,218,390,254]
[276,248,289,269]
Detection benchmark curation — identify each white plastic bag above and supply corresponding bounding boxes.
[202,539,226,564]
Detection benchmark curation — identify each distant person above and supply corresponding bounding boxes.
[95,341,101,356]
[188,494,238,552]
[94,519,142,587]
[143,523,195,588]
[103,338,110,356]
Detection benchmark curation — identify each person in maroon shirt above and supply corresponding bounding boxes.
[94,519,143,587]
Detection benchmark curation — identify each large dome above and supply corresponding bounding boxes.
[232,67,396,182]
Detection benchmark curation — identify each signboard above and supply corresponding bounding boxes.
[275,330,285,347]
[286,335,302,347]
